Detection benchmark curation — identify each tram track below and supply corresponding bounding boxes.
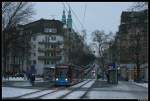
[12,80,89,99]
[80,80,96,99]
[12,88,52,99]
[35,80,91,99]
[14,86,67,99]
[57,79,92,99]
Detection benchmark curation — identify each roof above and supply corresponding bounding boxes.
[22,18,63,28]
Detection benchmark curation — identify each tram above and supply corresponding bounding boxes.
[55,64,84,86]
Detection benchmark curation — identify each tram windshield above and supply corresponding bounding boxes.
[56,68,68,78]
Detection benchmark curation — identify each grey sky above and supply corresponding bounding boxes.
[32,2,134,44]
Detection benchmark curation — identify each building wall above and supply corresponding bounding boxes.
[118,10,148,64]
[4,19,67,75]
[30,33,65,75]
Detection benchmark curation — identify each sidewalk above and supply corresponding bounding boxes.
[2,77,44,82]
[2,87,39,98]
[133,82,148,88]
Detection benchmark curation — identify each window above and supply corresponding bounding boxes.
[45,52,47,56]
[44,28,57,33]
[44,60,47,64]
[51,61,54,64]
[33,60,36,64]
[44,60,49,64]
[51,52,56,56]
[49,36,51,41]
[51,52,54,56]
[33,45,36,48]
[34,53,36,56]
[49,53,51,56]
[51,36,56,40]
[45,36,49,42]
[33,36,36,41]
[47,61,49,64]
[51,44,56,48]
[48,44,50,48]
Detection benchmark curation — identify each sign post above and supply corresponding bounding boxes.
[108,63,118,84]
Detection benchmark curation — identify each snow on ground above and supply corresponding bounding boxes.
[12,82,32,87]
[21,90,55,98]
[71,80,90,88]
[82,80,96,88]
[133,82,148,88]
[63,91,85,99]
[2,77,26,81]
[112,81,131,91]
[35,78,43,81]
[92,81,132,91]
[2,87,39,98]
[41,90,70,99]
[2,77,44,82]
[87,91,138,99]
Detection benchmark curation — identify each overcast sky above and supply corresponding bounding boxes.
[32,2,134,44]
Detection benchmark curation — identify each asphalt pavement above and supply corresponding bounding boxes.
[83,79,148,99]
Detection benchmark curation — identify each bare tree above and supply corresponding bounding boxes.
[2,2,34,32]
[2,2,35,74]
[92,30,113,72]
[128,2,148,11]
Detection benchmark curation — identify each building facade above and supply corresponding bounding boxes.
[25,19,66,75]
[3,8,74,76]
[118,9,148,64]
[116,9,148,81]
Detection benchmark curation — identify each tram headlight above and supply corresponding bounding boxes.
[65,78,68,81]
[56,78,58,81]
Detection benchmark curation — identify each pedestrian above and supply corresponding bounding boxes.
[6,71,9,80]
[25,67,29,80]
[28,61,37,86]
[4,72,6,79]
[106,72,109,83]
[22,70,26,80]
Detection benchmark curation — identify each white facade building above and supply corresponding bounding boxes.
[30,33,65,75]
[19,19,67,75]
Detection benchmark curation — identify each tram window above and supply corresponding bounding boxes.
[56,69,68,78]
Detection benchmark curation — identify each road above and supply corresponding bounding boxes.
[2,79,148,99]
[83,79,148,99]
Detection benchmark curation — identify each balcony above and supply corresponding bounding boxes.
[38,48,62,53]
[55,47,62,52]
[38,48,45,52]
[38,55,61,60]
[38,41,63,45]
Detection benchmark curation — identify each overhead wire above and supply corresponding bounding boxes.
[65,2,85,30]
[83,3,87,27]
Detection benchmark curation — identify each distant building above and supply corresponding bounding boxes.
[117,9,148,64]
[117,9,148,81]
